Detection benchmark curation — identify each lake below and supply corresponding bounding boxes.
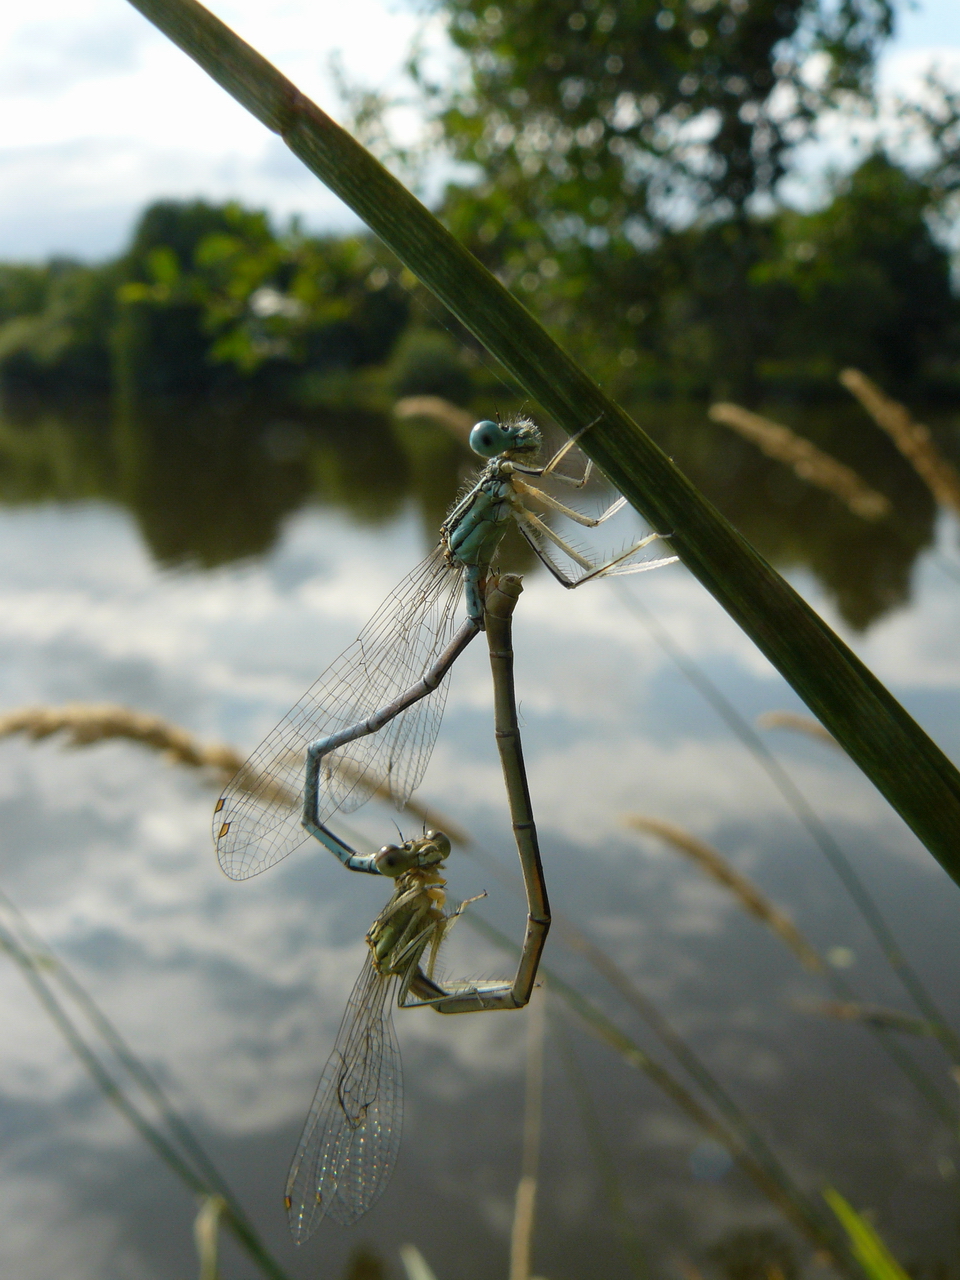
[0,386,957,1280]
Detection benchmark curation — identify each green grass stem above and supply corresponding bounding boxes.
[0,889,242,1201]
[550,1009,647,1280]
[463,841,857,1201]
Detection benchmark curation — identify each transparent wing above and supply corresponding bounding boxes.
[214,547,464,880]
[285,957,402,1242]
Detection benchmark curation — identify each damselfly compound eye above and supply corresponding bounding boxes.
[375,843,416,876]
[469,420,503,457]
[428,830,451,856]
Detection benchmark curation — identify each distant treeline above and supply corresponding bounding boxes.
[0,201,422,401]
[1,153,958,404]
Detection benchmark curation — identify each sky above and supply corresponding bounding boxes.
[1,0,959,262]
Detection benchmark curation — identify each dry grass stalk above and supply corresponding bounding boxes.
[509,988,545,1280]
[709,402,891,521]
[0,703,299,807]
[194,1195,227,1280]
[795,998,935,1038]
[625,815,824,973]
[0,704,242,773]
[756,710,839,749]
[0,703,467,834]
[840,368,960,515]
[398,1245,439,1280]
[393,395,476,444]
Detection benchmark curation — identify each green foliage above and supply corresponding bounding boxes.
[341,1247,387,1280]
[419,0,959,396]
[706,1227,798,1280]
[114,199,410,393]
[0,263,51,322]
[0,258,119,390]
[755,154,956,386]
[386,326,475,402]
[443,151,960,398]
[2,150,957,399]
[0,200,410,396]
[430,0,893,239]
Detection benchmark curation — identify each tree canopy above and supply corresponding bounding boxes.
[0,202,409,396]
[428,0,894,250]
[400,0,960,397]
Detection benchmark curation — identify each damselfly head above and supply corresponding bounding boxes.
[469,417,541,459]
[374,830,451,877]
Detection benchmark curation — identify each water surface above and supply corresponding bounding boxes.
[0,391,958,1280]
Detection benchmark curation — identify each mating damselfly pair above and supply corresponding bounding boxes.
[213,415,675,1241]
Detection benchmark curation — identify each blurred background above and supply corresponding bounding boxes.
[2,1,960,1279]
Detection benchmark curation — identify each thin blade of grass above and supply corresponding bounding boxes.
[550,1009,647,1280]
[0,889,237,1203]
[0,703,300,808]
[331,755,472,845]
[623,812,960,1119]
[463,914,855,1273]
[510,988,545,1280]
[399,1245,440,1280]
[0,897,292,1280]
[797,1000,937,1038]
[393,396,475,444]
[0,704,242,776]
[442,830,838,1210]
[613,588,960,1080]
[0,702,467,828]
[461,836,874,1217]
[123,0,960,879]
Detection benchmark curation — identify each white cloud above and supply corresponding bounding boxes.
[0,0,438,259]
[0,14,145,96]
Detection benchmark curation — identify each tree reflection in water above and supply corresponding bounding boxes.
[0,387,947,630]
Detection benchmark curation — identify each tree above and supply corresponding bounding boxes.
[397,0,909,395]
[584,152,959,396]
[756,152,957,386]
[115,201,410,394]
[0,258,118,392]
[427,0,894,254]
